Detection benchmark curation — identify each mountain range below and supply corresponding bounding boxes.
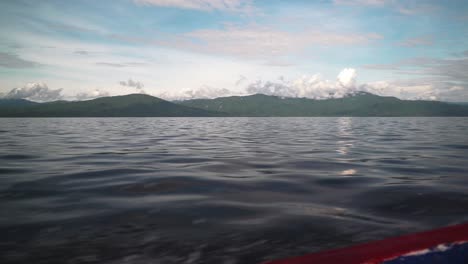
[0,94,220,117]
[1,92,468,117]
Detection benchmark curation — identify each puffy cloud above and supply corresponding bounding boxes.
[3,82,62,102]
[246,69,359,99]
[183,86,232,99]
[246,79,293,97]
[0,52,40,68]
[158,86,235,100]
[75,89,110,100]
[119,78,144,90]
[244,68,456,101]
[133,0,253,12]
[337,68,357,88]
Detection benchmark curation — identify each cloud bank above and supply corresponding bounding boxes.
[3,82,62,102]
[244,68,450,101]
[168,68,454,101]
[1,69,463,102]
[157,86,236,101]
[245,68,358,99]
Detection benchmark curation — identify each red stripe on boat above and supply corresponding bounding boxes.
[264,223,468,264]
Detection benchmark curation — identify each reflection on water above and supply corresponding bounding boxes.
[1,117,468,264]
[340,169,357,176]
[336,117,354,155]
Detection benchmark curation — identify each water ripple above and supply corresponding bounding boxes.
[1,117,468,264]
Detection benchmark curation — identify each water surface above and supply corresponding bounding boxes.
[1,117,468,264]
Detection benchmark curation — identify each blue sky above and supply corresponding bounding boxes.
[0,0,467,101]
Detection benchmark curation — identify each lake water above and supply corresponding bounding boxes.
[1,117,468,264]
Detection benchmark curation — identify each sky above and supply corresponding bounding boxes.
[0,0,467,102]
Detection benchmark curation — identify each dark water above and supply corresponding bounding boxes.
[1,117,468,264]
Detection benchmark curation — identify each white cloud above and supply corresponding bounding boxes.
[133,0,253,12]
[246,69,359,99]
[119,78,144,90]
[180,26,382,61]
[337,68,357,88]
[244,68,449,101]
[157,85,236,100]
[2,82,63,102]
[156,68,454,101]
[360,81,439,100]
[75,89,110,100]
[246,79,294,98]
[2,70,462,102]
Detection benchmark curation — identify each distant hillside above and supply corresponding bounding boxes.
[1,92,468,117]
[0,98,39,107]
[178,92,468,117]
[450,102,468,106]
[0,94,221,117]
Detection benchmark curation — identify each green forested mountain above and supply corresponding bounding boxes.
[179,92,468,116]
[1,92,468,117]
[0,94,221,117]
[0,98,39,107]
